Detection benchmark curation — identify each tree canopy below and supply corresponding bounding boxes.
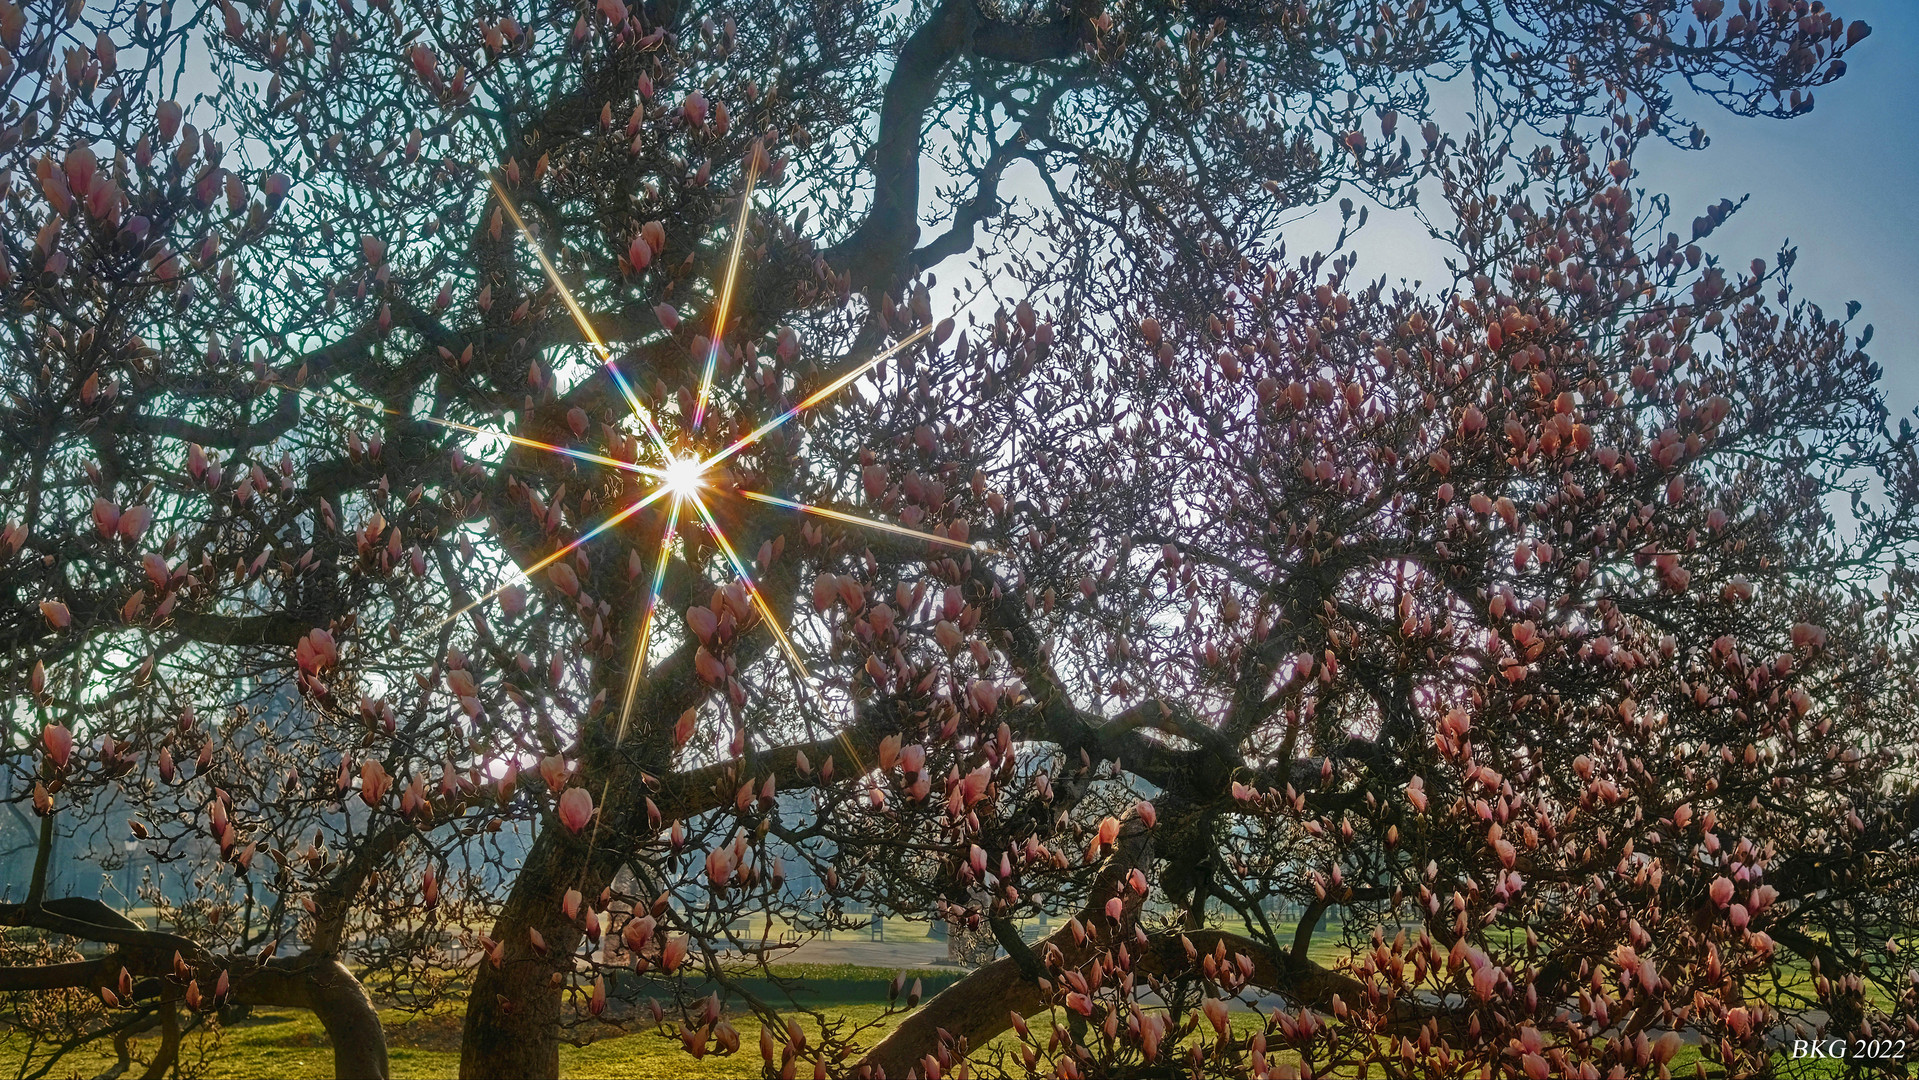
[3,0,1915,1077]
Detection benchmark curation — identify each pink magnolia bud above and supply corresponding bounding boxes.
[360,760,390,807]
[557,786,594,833]
[705,845,734,886]
[968,679,999,715]
[1202,996,1229,1035]
[622,914,655,952]
[63,145,98,195]
[682,91,708,127]
[116,504,152,542]
[156,100,183,142]
[1127,800,1152,829]
[43,724,73,768]
[661,935,687,972]
[1653,1031,1683,1065]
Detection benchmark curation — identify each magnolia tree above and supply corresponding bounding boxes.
[4,0,1916,1077]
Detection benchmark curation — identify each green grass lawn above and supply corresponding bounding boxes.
[1,997,1852,1080]
[0,998,893,1079]
[0,928,1889,1079]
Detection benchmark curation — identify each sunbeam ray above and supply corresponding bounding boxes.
[276,380,665,478]
[423,485,672,638]
[690,155,761,434]
[490,176,673,459]
[699,324,934,471]
[738,490,989,552]
[686,490,810,681]
[616,493,685,745]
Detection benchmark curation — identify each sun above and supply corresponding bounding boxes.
[304,162,964,717]
[430,157,984,748]
[662,455,705,498]
[280,151,987,865]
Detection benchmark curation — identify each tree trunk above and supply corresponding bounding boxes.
[860,815,1158,1078]
[862,948,1049,1079]
[2,901,389,1080]
[236,954,390,1079]
[857,929,1368,1078]
[459,824,608,1080]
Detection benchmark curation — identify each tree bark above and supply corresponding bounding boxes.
[0,900,387,1079]
[458,825,604,1080]
[858,812,1157,1077]
[235,955,390,1080]
[856,928,1368,1078]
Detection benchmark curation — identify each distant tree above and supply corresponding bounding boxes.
[3,0,1912,1078]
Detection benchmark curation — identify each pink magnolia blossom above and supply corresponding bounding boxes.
[557,786,594,833]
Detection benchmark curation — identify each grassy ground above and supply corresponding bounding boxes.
[1,1001,880,1079]
[0,997,1847,1080]
[0,929,1879,1078]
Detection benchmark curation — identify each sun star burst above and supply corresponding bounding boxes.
[461,169,972,748]
[661,455,706,499]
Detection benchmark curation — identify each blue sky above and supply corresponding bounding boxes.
[1633,0,1919,416]
[189,3,1918,416]
[1241,2,1919,420]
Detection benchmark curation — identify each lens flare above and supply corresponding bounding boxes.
[301,161,979,754]
[663,455,705,497]
[699,324,933,471]
[684,489,808,680]
[691,153,760,434]
[286,382,661,478]
[489,175,671,459]
[616,494,683,745]
[738,490,990,553]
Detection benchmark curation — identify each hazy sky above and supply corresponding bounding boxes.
[1635,0,1919,415]
[187,3,1918,416]
[1315,1,1919,417]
